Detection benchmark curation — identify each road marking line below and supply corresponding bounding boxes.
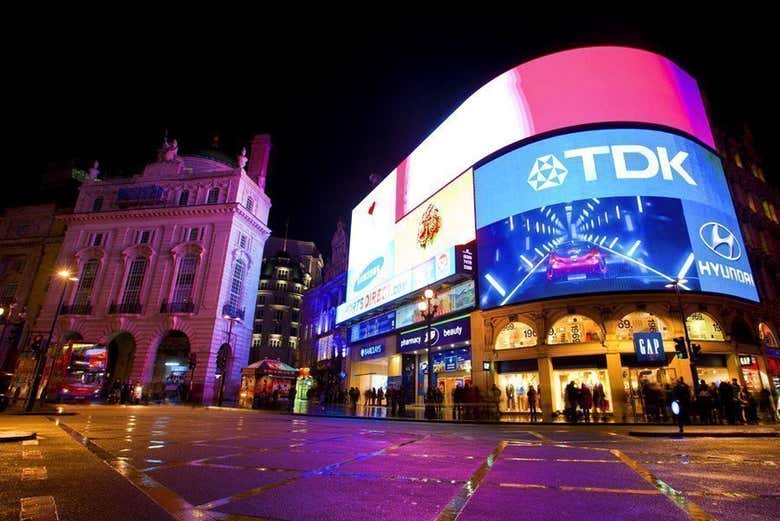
[19,495,58,521]
[193,435,430,511]
[23,450,43,459]
[435,440,508,521]
[497,482,658,495]
[611,449,715,521]
[528,431,550,442]
[21,467,48,481]
[503,457,620,463]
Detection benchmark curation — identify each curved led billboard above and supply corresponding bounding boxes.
[393,46,714,220]
[475,128,759,307]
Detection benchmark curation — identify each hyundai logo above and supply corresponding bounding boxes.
[699,222,741,261]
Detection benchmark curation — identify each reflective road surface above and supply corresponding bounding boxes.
[2,405,778,520]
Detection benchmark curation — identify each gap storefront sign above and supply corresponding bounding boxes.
[398,315,471,354]
[633,332,665,363]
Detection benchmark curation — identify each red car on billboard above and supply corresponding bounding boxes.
[546,241,607,282]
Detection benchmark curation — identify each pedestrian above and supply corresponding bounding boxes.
[505,383,515,411]
[673,378,691,424]
[527,385,538,422]
[370,387,377,406]
[696,381,712,424]
[579,383,593,423]
[377,387,384,407]
[719,380,735,424]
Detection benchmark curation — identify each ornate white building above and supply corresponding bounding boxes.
[32,135,272,403]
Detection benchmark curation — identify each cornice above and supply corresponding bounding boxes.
[58,203,271,235]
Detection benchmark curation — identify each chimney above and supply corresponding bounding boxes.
[247,134,272,189]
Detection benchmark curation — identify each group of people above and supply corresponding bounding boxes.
[107,380,143,404]
[654,377,768,425]
[563,381,608,423]
[347,386,407,416]
[502,383,542,421]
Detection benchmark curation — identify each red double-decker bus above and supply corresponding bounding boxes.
[46,342,107,402]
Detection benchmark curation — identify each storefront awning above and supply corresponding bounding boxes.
[243,359,299,377]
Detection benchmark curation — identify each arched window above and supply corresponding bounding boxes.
[121,257,148,308]
[547,315,601,345]
[178,190,189,206]
[758,323,778,347]
[207,188,220,204]
[246,197,254,213]
[73,259,99,309]
[92,197,104,212]
[171,255,197,304]
[495,321,538,350]
[228,259,245,309]
[685,312,724,341]
[615,312,670,340]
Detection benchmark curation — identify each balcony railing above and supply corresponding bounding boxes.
[108,302,143,315]
[60,303,92,315]
[222,304,245,320]
[160,300,195,313]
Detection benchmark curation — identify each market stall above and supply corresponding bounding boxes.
[238,359,298,409]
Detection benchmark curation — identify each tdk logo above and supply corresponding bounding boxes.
[527,145,696,192]
[528,154,568,191]
[699,222,741,261]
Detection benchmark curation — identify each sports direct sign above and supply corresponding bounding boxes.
[475,127,759,307]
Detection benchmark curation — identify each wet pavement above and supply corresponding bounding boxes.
[1,404,779,520]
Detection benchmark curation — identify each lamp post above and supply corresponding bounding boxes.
[665,278,700,390]
[418,289,438,420]
[218,314,241,406]
[26,269,78,411]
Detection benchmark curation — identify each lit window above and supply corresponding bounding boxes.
[73,259,99,308]
[547,315,601,345]
[614,312,669,340]
[686,313,724,341]
[121,257,148,306]
[171,255,197,304]
[228,259,246,309]
[495,321,538,349]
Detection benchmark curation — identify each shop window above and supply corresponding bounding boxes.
[615,312,670,341]
[758,322,778,347]
[547,315,601,345]
[685,312,724,341]
[495,321,538,350]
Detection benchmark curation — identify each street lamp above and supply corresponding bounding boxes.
[25,269,78,411]
[418,288,438,419]
[217,313,241,406]
[665,278,700,391]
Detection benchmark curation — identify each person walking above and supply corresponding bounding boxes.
[579,383,593,423]
[527,385,538,423]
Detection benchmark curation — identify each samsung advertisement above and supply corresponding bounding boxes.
[475,128,759,308]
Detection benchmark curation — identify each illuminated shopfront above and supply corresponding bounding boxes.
[551,356,612,413]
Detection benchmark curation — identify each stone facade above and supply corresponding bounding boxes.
[0,204,67,371]
[31,137,272,403]
[251,237,322,365]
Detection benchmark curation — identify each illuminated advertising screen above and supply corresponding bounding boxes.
[346,172,397,304]
[475,128,759,308]
[394,170,475,270]
[395,279,476,329]
[339,170,475,324]
[393,47,713,220]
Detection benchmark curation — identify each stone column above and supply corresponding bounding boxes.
[537,356,554,422]
[605,352,626,422]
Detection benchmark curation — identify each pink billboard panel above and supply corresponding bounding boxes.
[395,46,714,220]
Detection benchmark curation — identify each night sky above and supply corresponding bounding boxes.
[6,12,774,259]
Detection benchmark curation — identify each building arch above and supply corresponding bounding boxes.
[495,320,538,350]
[547,314,603,345]
[614,311,670,341]
[758,322,778,347]
[106,331,136,384]
[150,330,191,401]
[685,312,725,341]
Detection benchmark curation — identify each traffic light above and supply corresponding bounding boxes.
[690,343,702,360]
[30,335,44,353]
[673,337,688,359]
